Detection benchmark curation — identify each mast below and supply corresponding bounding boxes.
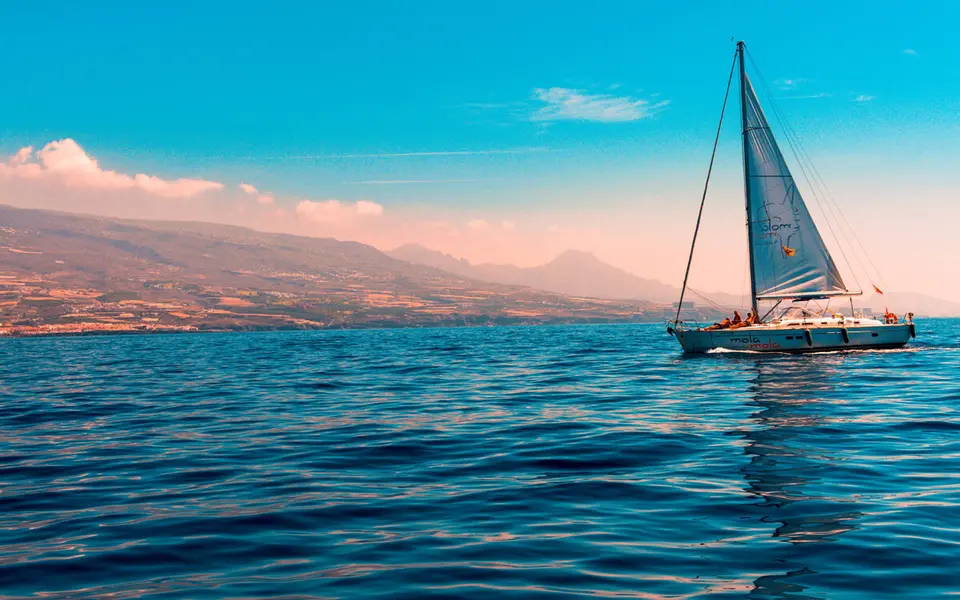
[738,41,760,318]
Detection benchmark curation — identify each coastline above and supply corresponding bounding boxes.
[0,315,669,339]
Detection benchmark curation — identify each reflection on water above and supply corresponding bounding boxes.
[746,358,864,541]
[750,567,817,600]
[744,358,864,599]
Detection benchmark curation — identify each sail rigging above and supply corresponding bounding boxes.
[673,41,861,329]
[741,65,848,300]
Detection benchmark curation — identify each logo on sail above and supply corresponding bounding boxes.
[782,244,796,257]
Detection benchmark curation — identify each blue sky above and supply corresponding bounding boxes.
[1,1,958,298]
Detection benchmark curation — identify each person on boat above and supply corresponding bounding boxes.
[730,310,755,329]
[884,309,898,324]
[732,310,742,325]
[704,317,733,331]
[746,311,758,325]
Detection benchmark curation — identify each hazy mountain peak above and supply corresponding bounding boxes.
[548,249,605,266]
[392,242,435,254]
[552,249,597,260]
[388,245,677,303]
[388,244,474,276]
[392,243,460,259]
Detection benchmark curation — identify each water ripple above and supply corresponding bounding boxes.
[1,321,958,598]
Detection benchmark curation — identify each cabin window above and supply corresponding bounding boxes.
[821,321,828,325]
[785,336,793,340]
[871,333,879,337]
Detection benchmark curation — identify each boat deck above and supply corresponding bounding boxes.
[692,316,886,333]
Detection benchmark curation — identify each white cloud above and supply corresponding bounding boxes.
[295,199,384,224]
[460,219,515,233]
[135,174,222,198]
[775,78,810,90]
[903,49,918,56]
[547,224,575,234]
[775,79,832,100]
[239,182,275,204]
[467,219,490,231]
[355,200,384,216]
[531,87,668,122]
[854,94,875,103]
[424,220,453,229]
[0,139,223,198]
[784,93,831,100]
[9,146,33,167]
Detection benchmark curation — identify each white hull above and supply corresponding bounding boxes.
[671,322,914,354]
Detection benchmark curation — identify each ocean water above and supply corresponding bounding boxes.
[1,321,958,599]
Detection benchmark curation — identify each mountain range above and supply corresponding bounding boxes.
[389,243,746,306]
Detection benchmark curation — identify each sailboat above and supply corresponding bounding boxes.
[668,42,915,353]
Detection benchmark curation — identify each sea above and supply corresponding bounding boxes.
[1,320,958,599]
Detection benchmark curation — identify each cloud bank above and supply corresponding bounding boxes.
[0,139,384,233]
[1,139,223,198]
[295,199,384,224]
[239,182,275,204]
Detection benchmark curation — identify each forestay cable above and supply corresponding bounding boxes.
[674,50,738,325]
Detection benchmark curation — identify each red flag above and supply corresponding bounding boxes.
[873,284,884,295]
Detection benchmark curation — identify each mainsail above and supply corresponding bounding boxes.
[742,73,847,299]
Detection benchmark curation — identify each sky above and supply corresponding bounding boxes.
[2,1,959,300]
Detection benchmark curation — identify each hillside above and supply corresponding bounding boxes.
[0,205,665,336]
